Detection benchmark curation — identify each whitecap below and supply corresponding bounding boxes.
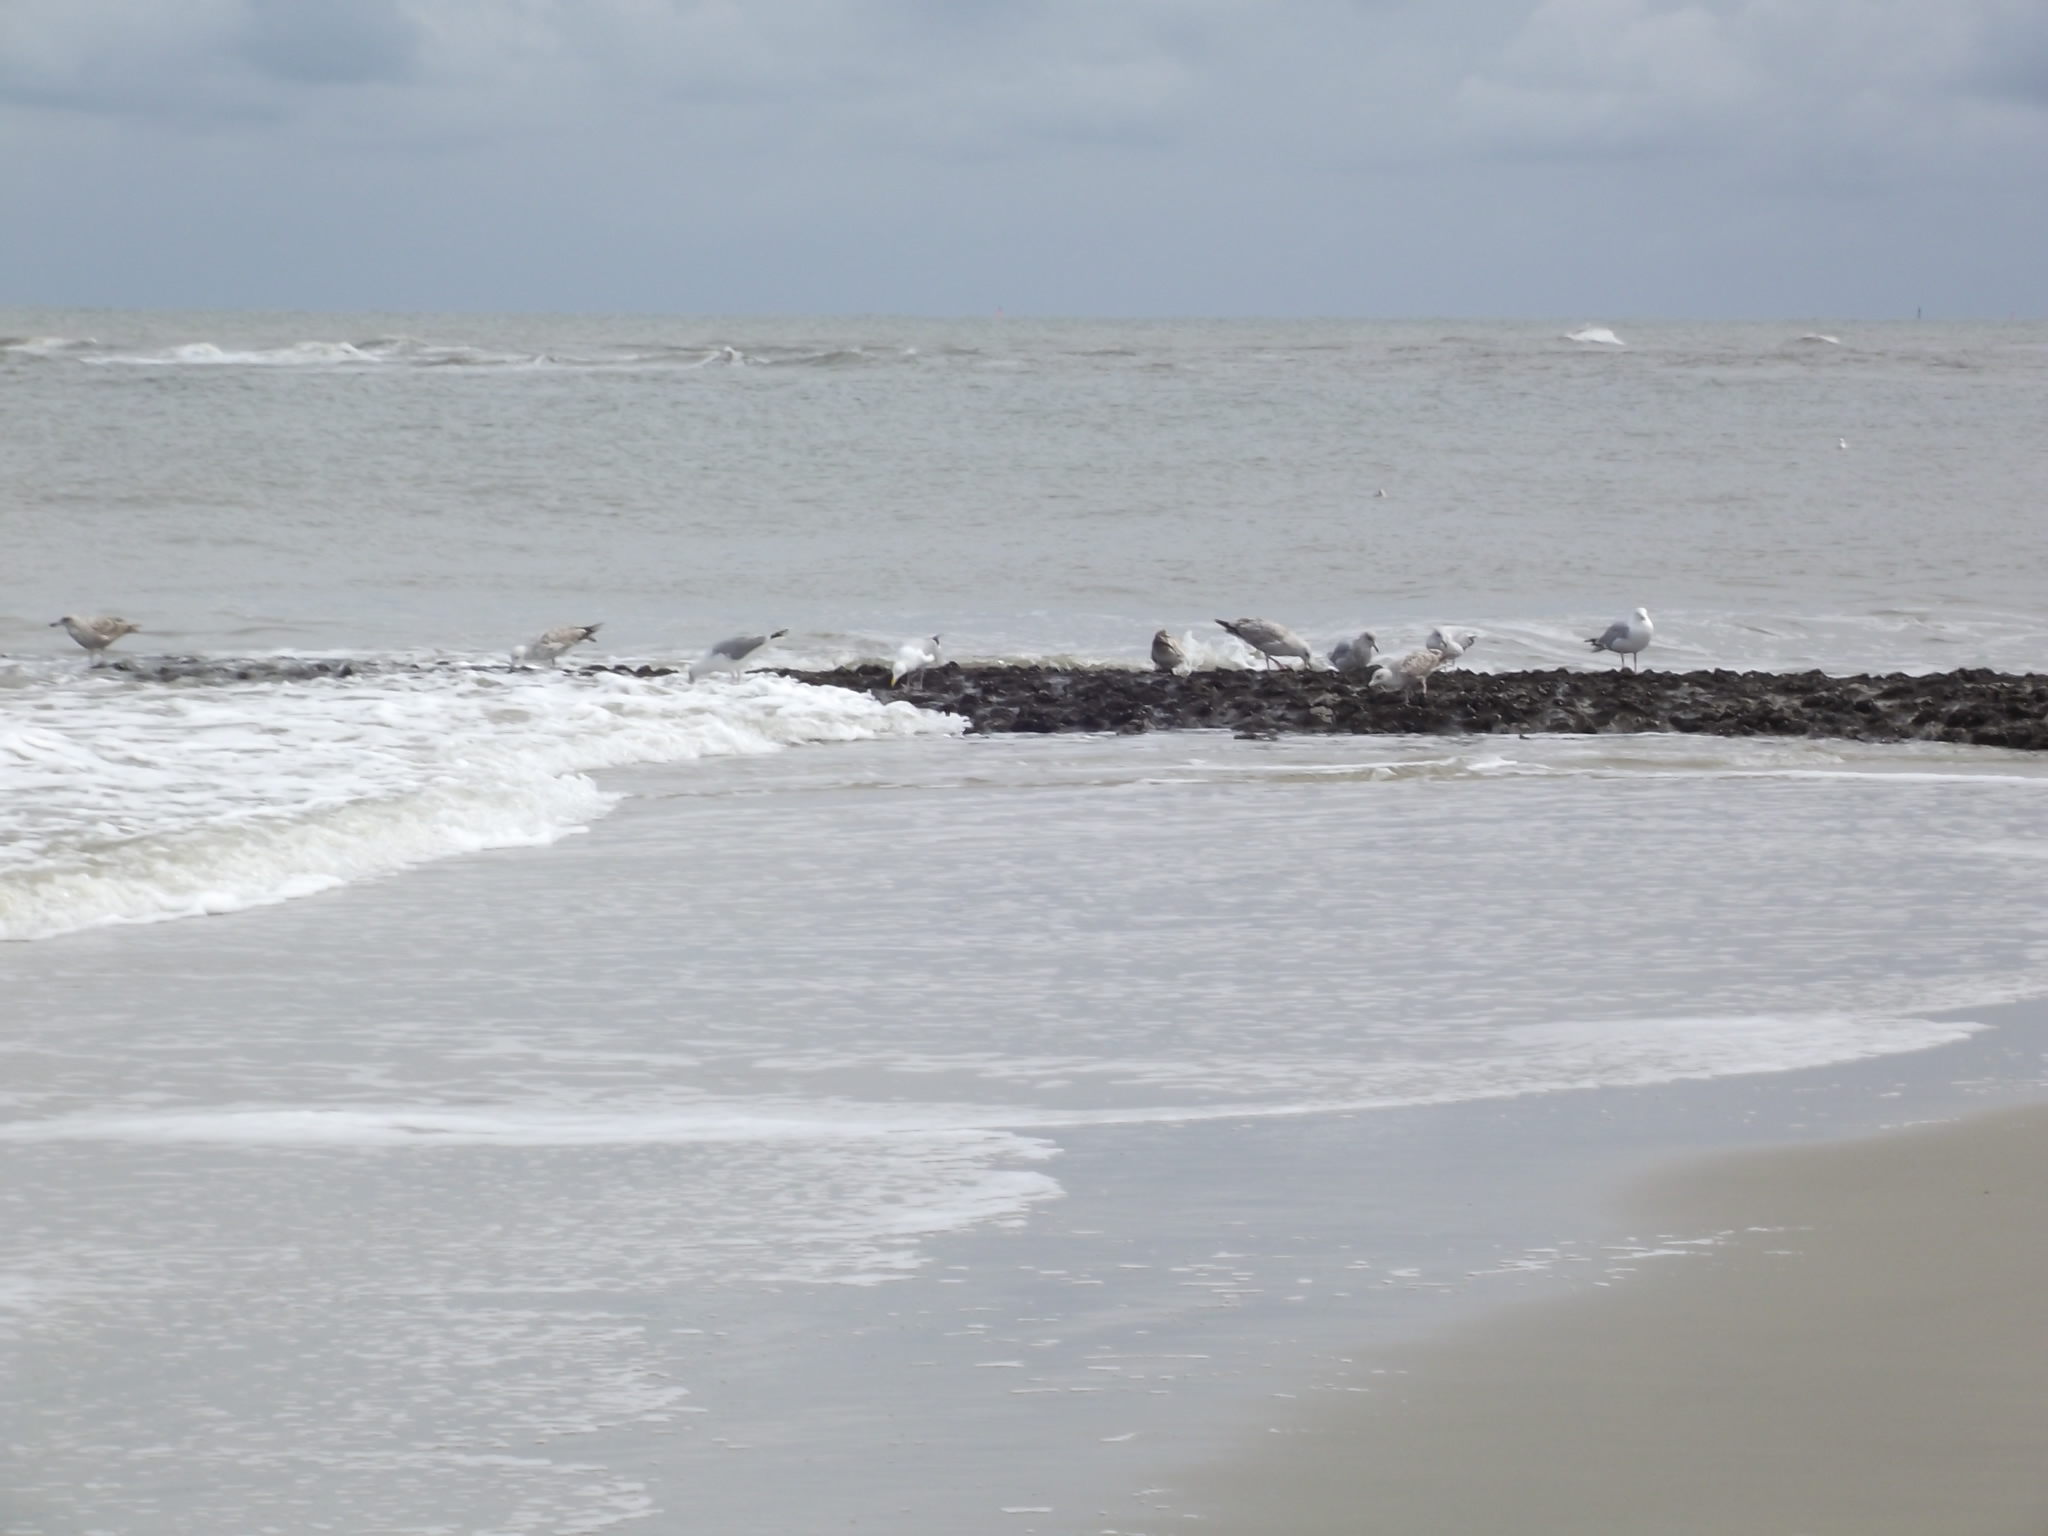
[0,670,961,941]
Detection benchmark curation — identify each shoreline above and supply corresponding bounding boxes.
[1192,1099,2048,1535]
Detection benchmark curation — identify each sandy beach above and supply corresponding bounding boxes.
[1198,1102,2048,1535]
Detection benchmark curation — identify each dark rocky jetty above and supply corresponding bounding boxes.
[765,664,2048,750]
[77,654,2048,751]
[100,655,363,683]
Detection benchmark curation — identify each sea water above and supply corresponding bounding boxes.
[4,314,2048,1534]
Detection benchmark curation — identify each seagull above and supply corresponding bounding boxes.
[688,628,789,680]
[51,615,140,660]
[1150,630,1188,674]
[890,634,943,687]
[1370,647,1446,694]
[1215,618,1313,671]
[511,623,602,667]
[1426,627,1479,667]
[1329,631,1378,674]
[1586,607,1654,670]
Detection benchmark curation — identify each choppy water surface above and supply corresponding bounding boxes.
[4,314,2048,1534]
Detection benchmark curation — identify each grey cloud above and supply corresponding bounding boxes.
[240,0,416,84]
[1450,0,2048,166]
[0,0,2041,315]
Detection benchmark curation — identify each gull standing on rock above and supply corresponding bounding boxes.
[1215,618,1314,671]
[689,629,789,680]
[1151,630,1188,674]
[1586,607,1655,670]
[1426,627,1479,667]
[1370,647,1447,694]
[890,635,943,687]
[52,615,140,661]
[1329,631,1378,674]
[512,623,602,667]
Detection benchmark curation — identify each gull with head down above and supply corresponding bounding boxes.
[512,624,602,667]
[890,634,943,687]
[1370,646,1447,694]
[689,629,789,680]
[1216,617,1314,671]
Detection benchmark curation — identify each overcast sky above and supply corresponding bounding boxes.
[2,0,2043,316]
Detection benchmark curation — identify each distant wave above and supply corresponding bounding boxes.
[1565,326,1625,347]
[0,335,100,358]
[86,338,543,369]
[57,337,924,372]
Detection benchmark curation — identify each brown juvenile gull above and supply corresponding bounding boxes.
[1427,627,1480,667]
[890,634,943,687]
[1151,629,1188,674]
[52,615,140,660]
[1215,618,1313,671]
[1370,647,1447,694]
[1329,630,1378,675]
[512,623,602,667]
[689,629,789,680]
[1586,607,1654,670]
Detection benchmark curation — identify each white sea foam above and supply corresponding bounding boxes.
[0,669,959,941]
[0,1103,1066,1287]
[1566,326,1626,346]
[4,1007,1981,1152]
[83,337,548,368]
[743,1011,1987,1120]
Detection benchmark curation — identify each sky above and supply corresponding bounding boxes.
[1,0,2044,316]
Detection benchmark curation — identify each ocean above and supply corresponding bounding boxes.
[4,312,2048,1534]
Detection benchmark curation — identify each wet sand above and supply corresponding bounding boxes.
[1197,1103,2048,1535]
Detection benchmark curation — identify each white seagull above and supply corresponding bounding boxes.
[1150,629,1188,674]
[689,629,789,680]
[1215,617,1314,671]
[1426,627,1479,667]
[512,623,602,667]
[1329,631,1378,675]
[1370,647,1447,694]
[890,634,943,687]
[1586,607,1654,670]
[52,615,140,660]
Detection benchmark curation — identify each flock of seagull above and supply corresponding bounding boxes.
[43,613,945,687]
[1163,607,1655,688]
[44,608,1656,683]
